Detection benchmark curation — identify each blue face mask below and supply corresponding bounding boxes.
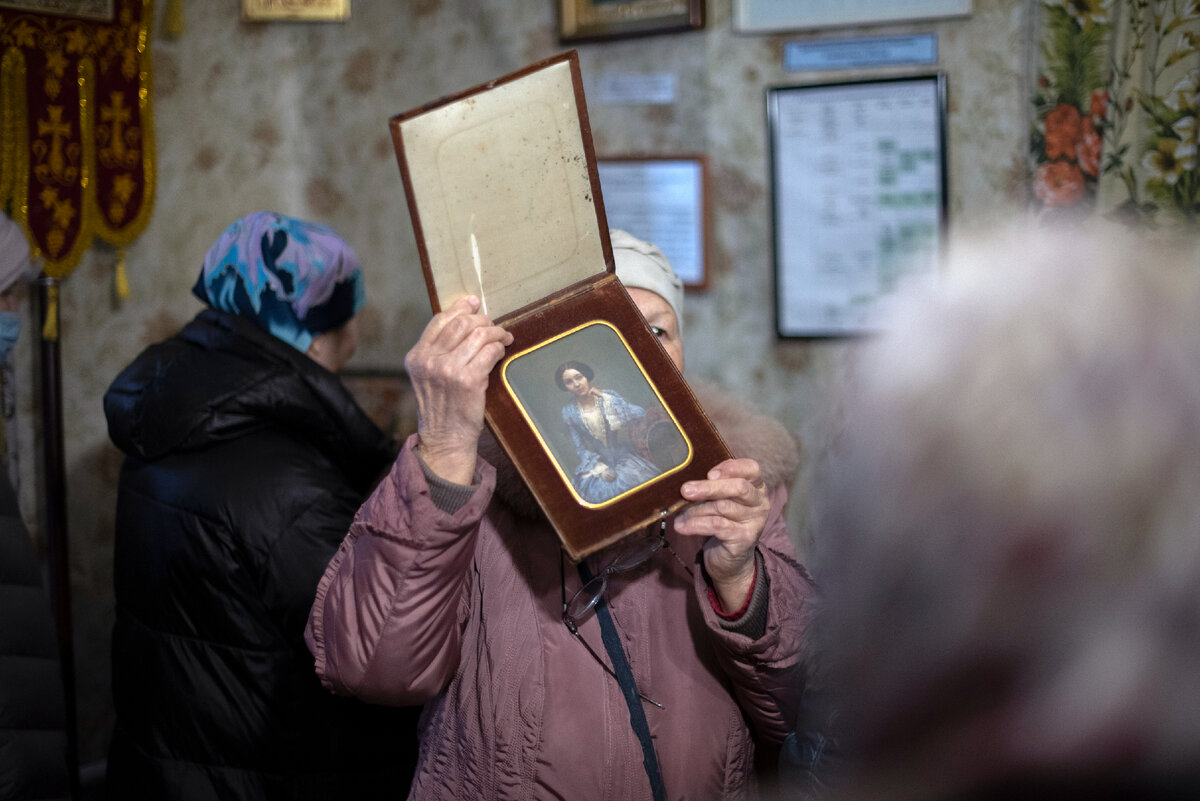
[0,311,21,359]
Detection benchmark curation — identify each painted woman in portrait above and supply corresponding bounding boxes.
[556,360,661,504]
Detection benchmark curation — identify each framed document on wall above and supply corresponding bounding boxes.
[597,156,709,289]
[768,73,948,338]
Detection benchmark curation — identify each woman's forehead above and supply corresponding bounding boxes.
[628,287,677,326]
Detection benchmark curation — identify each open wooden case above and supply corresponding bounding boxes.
[389,50,731,560]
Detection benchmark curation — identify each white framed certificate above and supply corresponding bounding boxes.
[768,74,948,338]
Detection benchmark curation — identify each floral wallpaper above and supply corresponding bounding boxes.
[5,0,1034,767]
[1032,0,1200,228]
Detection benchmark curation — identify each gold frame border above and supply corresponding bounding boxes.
[501,319,694,510]
[242,0,349,22]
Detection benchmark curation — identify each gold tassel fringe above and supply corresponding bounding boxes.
[41,282,59,342]
[164,0,184,37]
[115,248,130,299]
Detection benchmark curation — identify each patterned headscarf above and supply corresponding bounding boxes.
[192,210,365,352]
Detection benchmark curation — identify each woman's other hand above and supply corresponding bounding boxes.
[404,295,513,484]
[675,458,770,612]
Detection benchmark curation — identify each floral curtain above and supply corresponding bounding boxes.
[1031,0,1200,230]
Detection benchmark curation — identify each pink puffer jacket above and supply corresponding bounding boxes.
[306,385,812,800]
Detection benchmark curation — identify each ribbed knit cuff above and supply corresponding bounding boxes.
[416,450,478,515]
[709,550,769,639]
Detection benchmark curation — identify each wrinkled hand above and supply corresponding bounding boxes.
[404,295,513,484]
[674,458,770,612]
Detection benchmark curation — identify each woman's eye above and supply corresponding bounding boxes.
[649,326,665,337]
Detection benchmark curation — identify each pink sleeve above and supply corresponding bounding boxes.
[695,483,814,746]
[305,436,494,706]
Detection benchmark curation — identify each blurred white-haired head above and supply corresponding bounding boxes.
[812,220,1200,800]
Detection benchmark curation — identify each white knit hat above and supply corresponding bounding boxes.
[0,213,35,294]
[610,228,684,336]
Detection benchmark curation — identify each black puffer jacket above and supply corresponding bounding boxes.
[103,309,417,801]
[0,473,70,801]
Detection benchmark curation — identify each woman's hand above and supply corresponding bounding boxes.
[674,458,770,612]
[404,295,513,484]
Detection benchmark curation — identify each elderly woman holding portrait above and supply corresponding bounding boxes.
[307,229,812,801]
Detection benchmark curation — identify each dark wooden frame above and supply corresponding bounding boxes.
[558,0,704,43]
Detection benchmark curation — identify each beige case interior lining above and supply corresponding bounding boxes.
[398,58,606,320]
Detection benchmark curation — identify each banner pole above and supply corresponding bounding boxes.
[38,274,80,800]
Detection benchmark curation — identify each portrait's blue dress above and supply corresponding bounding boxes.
[562,390,661,504]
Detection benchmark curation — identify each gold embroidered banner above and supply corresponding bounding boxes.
[0,0,154,284]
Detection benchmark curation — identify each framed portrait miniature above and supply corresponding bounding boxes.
[389,51,732,559]
[504,321,690,509]
[478,276,729,560]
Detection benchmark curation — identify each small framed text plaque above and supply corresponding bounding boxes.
[389,51,731,560]
[597,156,709,289]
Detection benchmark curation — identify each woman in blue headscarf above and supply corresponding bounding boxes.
[191,210,366,363]
[103,211,418,801]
